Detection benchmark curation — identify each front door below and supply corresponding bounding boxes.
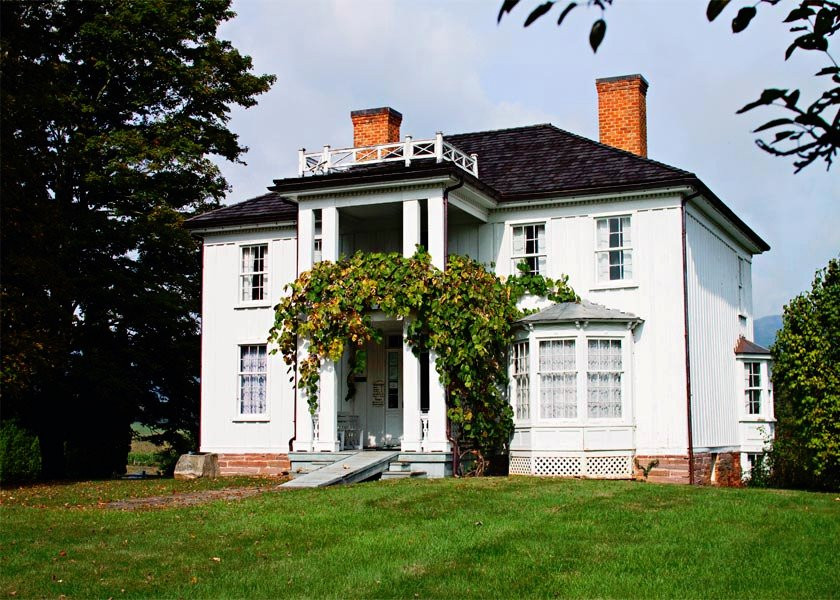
[364,334,403,448]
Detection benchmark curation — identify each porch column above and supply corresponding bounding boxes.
[321,206,339,262]
[297,207,314,273]
[402,199,422,451]
[312,205,341,452]
[428,194,445,269]
[292,338,314,452]
[425,351,450,452]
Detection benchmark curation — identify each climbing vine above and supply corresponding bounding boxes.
[268,249,577,472]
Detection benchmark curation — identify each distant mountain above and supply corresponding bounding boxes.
[754,315,783,349]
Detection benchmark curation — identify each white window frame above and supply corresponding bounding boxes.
[594,215,633,284]
[585,337,625,420]
[511,222,547,276]
[236,343,270,421]
[239,243,269,305]
[537,338,578,420]
[744,361,762,416]
[511,341,531,421]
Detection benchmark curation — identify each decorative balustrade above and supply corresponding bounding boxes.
[298,132,478,178]
[420,413,430,450]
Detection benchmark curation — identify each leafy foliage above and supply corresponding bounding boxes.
[0,1,274,477]
[269,249,577,469]
[0,420,43,484]
[770,258,840,490]
[497,0,839,172]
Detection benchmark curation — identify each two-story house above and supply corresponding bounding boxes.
[185,74,773,485]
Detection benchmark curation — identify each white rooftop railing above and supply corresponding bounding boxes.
[298,132,478,178]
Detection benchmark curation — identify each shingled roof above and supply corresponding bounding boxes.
[734,336,771,355]
[518,299,642,325]
[184,192,296,230]
[186,124,768,253]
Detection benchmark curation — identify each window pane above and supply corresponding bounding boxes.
[597,219,609,249]
[512,227,524,255]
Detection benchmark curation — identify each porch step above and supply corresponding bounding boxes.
[282,451,399,488]
[388,460,413,472]
[381,470,427,480]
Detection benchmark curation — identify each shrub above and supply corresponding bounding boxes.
[0,420,42,483]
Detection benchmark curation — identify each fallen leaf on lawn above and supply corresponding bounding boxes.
[211,557,221,562]
[58,550,67,557]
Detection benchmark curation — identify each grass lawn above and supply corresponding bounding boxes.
[1,477,838,599]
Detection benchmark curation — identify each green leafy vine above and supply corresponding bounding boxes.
[268,248,577,469]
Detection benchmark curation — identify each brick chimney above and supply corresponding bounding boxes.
[350,107,403,148]
[595,74,648,157]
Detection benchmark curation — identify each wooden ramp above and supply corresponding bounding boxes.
[281,451,399,489]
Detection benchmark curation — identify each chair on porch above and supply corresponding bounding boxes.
[337,413,362,451]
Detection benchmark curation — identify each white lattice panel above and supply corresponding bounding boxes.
[585,454,632,478]
[509,455,532,475]
[533,456,582,476]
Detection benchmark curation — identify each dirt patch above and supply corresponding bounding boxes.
[107,481,288,510]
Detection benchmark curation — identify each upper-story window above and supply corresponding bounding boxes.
[744,361,761,415]
[512,223,546,275]
[587,339,623,418]
[240,244,267,302]
[738,257,747,316]
[596,216,632,282]
[511,341,530,420]
[539,339,577,419]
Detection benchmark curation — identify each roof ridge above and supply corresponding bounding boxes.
[447,123,555,137]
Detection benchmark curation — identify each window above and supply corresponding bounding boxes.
[587,339,622,418]
[745,362,761,415]
[240,244,267,302]
[738,257,746,315]
[596,216,632,282]
[539,340,577,419]
[512,223,546,275]
[313,209,323,263]
[239,345,267,416]
[512,342,530,420]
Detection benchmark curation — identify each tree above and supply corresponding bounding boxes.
[497,0,840,173]
[0,1,274,477]
[770,258,840,490]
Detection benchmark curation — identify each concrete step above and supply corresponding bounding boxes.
[388,461,413,472]
[381,470,427,480]
[282,451,399,488]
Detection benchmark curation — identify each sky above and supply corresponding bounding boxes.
[213,0,839,319]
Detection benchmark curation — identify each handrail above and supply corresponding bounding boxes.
[298,133,478,177]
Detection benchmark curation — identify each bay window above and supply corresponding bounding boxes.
[512,341,530,420]
[744,361,761,415]
[587,339,623,418]
[539,339,577,419]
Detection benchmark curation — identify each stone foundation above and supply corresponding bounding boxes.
[693,451,742,487]
[634,455,691,484]
[216,453,290,477]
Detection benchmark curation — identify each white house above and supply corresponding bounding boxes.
[185,74,773,485]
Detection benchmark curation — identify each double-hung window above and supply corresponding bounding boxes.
[512,223,546,275]
[744,362,761,415]
[511,342,530,420]
[539,340,577,419]
[313,209,323,263]
[240,244,268,302]
[587,339,623,418]
[596,216,632,282]
[239,345,267,416]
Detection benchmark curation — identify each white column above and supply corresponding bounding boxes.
[402,199,423,452]
[427,194,445,269]
[425,351,450,452]
[297,207,314,273]
[293,337,314,452]
[322,206,339,261]
[314,358,340,452]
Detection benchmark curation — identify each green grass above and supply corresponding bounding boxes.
[1,477,838,598]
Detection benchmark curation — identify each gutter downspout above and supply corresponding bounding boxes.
[443,175,464,475]
[288,214,301,453]
[682,192,700,484]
